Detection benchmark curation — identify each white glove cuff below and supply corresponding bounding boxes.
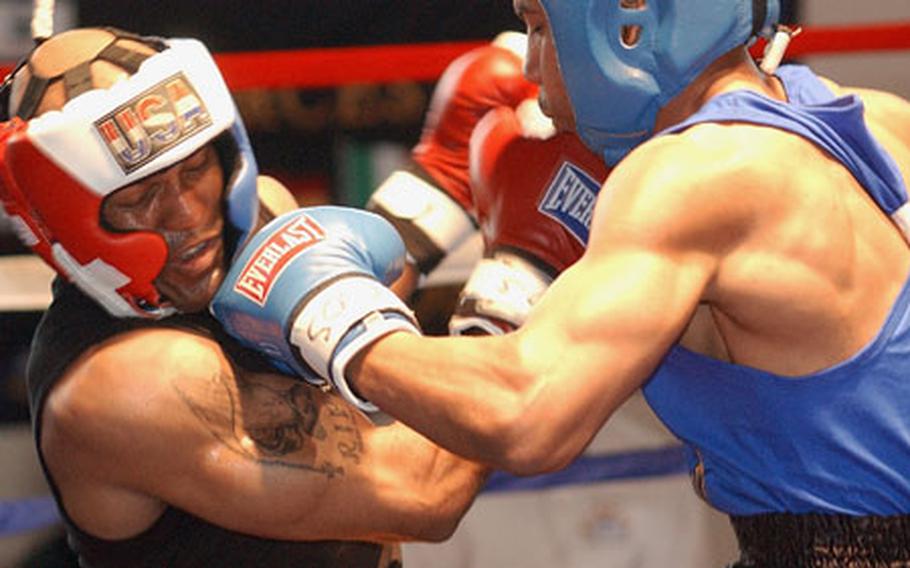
[289,276,418,412]
[331,310,419,413]
[368,171,475,254]
[449,253,552,335]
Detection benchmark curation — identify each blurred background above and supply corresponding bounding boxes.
[0,1,908,567]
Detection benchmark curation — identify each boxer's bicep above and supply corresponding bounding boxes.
[44,328,471,542]
[161,351,476,542]
[507,164,722,467]
[513,229,713,462]
[256,175,299,216]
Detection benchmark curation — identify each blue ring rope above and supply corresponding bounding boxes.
[0,495,62,536]
[484,444,688,492]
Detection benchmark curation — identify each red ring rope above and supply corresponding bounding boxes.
[214,41,486,90]
[787,22,910,57]
[1,22,909,91]
[748,21,910,59]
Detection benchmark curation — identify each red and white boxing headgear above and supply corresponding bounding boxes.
[0,31,259,318]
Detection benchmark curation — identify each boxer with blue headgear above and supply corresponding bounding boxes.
[251,1,910,565]
[0,28,259,318]
[536,0,780,165]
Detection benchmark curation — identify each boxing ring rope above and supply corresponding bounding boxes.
[779,21,910,57]
[214,21,910,90]
[2,21,910,86]
[213,41,487,90]
[1,18,909,538]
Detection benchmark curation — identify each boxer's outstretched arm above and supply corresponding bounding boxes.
[41,327,488,543]
[349,142,735,475]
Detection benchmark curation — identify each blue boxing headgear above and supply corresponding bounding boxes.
[0,29,259,318]
[539,0,780,165]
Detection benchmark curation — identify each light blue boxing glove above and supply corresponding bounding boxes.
[210,206,420,413]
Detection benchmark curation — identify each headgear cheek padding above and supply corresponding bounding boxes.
[2,129,167,316]
[0,36,259,318]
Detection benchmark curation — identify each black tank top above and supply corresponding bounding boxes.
[27,279,384,568]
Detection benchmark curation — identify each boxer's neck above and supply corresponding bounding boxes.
[654,47,787,133]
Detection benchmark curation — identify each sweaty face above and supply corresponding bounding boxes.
[514,0,576,132]
[102,144,226,313]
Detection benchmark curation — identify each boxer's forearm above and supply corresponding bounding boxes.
[347,330,584,475]
[351,333,514,462]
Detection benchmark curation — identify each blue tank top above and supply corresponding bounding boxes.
[641,65,910,516]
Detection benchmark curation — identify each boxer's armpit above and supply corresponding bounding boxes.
[173,369,366,478]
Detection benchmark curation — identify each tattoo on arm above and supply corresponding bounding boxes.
[173,370,365,478]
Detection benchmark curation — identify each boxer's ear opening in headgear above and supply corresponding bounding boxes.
[618,0,644,48]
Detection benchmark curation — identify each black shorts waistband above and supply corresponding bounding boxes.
[729,512,910,567]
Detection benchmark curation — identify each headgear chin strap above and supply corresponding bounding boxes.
[539,0,780,166]
[0,33,259,318]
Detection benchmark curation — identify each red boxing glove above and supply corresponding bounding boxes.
[449,102,610,335]
[368,32,537,275]
[411,32,537,211]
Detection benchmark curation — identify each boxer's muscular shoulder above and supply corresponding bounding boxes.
[816,75,847,96]
[257,175,299,217]
[43,327,265,539]
[816,73,910,121]
[49,329,222,426]
[816,76,910,156]
[609,128,779,236]
[845,83,910,128]
[851,88,910,176]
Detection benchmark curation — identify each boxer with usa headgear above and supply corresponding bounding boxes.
[0,27,490,568]
[211,0,910,563]
[0,29,259,319]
